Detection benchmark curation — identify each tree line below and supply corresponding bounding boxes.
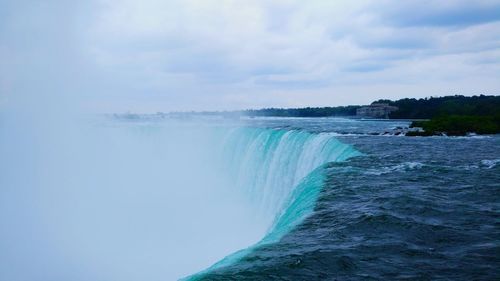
[240,95,499,119]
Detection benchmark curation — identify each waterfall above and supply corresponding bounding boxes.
[0,117,360,281]
[186,127,361,280]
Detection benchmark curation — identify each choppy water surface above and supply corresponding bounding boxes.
[197,117,500,281]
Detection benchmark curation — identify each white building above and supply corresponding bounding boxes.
[356,103,399,119]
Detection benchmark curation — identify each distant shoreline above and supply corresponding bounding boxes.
[116,95,499,136]
[157,94,499,119]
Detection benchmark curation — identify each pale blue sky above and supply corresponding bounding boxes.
[1,0,499,112]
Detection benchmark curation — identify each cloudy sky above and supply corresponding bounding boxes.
[1,0,500,112]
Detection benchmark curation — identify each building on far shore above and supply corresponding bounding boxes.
[356,103,399,119]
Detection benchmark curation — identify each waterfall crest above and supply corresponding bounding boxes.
[187,128,360,280]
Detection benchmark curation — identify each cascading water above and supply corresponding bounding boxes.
[186,127,361,280]
[218,127,360,219]
[0,117,360,281]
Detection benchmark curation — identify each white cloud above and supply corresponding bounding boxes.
[1,0,499,112]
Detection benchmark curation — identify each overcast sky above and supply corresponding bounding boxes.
[1,0,500,112]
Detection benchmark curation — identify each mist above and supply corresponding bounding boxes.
[0,2,264,280]
[0,112,270,280]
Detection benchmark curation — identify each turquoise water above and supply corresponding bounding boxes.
[186,128,360,280]
[193,117,500,281]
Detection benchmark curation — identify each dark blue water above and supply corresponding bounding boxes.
[196,117,500,281]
